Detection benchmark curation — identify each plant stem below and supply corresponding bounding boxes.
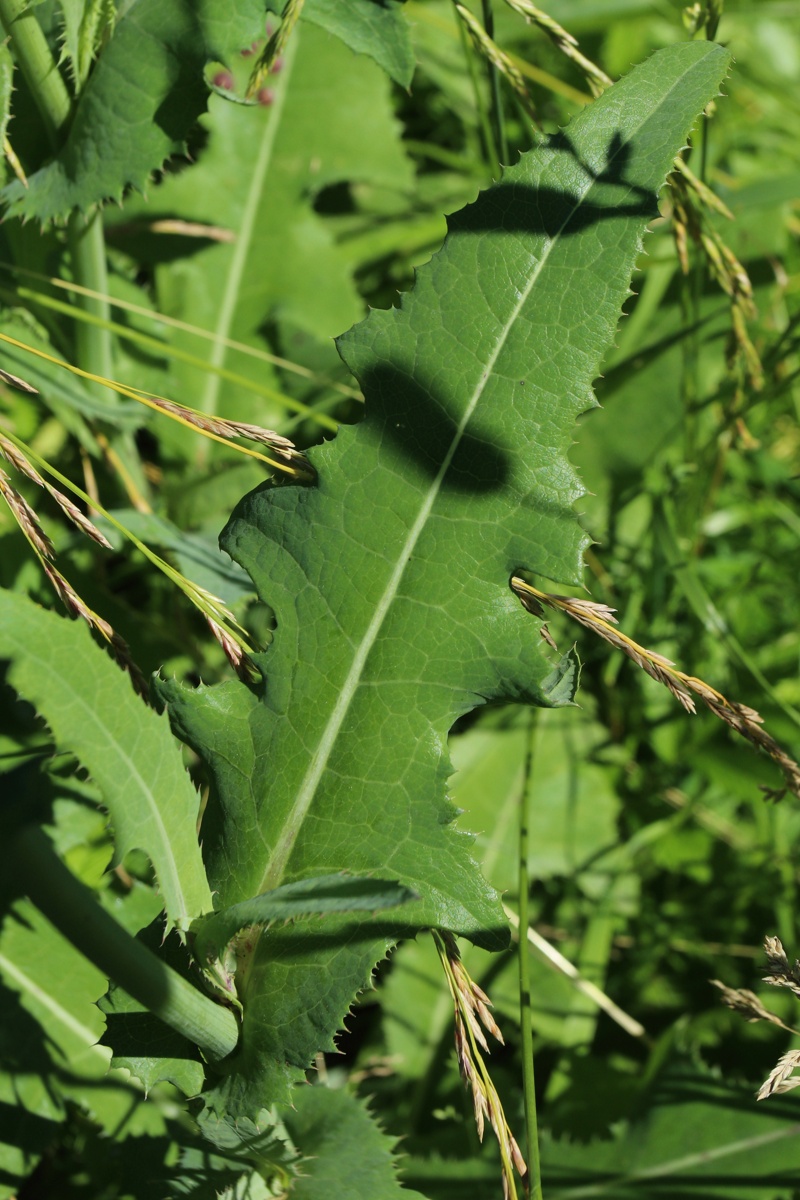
[8,824,240,1064]
[481,0,508,166]
[518,711,542,1200]
[0,0,143,496]
[0,0,114,393]
[457,13,497,176]
[67,210,115,398]
[0,0,71,148]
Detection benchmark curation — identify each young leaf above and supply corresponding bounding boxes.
[283,1087,428,1199]
[1,0,269,222]
[192,874,416,1003]
[157,43,730,1121]
[295,0,415,88]
[0,591,212,929]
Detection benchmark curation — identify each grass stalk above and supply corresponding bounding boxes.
[480,0,509,166]
[518,711,543,1200]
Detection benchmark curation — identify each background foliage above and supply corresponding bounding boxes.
[1,1,799,1197]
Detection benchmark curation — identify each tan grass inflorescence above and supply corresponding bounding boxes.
[512,577,800,801]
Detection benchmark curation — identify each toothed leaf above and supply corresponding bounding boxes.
[0,592,213,930]
[1,0,268,222]
[151,43,729,1123]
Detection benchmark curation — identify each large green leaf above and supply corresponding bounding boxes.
[1,0,268,222]
[0,592,212,929]
[153,41,729,1124]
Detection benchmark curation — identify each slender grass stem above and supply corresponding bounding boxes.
[481,0,509,166]
[457,12,497,175]
[518,711,543,1200]
[7,824,239,1063]
[67,211,115,402]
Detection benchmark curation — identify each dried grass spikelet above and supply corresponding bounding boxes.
[1,434,112,550]
[710,979,800,1035]
[762,936,800,999]
[501,0,611,95]
[757,1050,800,1101]
[454,2,537,121]
[668,162,763,391]
[511,577,800,801]
[714,938,800,1102]
[1,430,261,684]
[0,466,56,560]
[0,470,147,695]
[1,443,139,696]
[433,930,526,1200]
[750,938,800,1101]
[140,395,305,467]
[247,0,305,97]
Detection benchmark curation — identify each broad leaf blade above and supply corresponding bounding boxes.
[0,592,212,928]
[139,20,412,432]
[160,42,729,1116]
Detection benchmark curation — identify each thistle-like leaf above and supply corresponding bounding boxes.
[154,42,729,1121]
[1,0,269,222]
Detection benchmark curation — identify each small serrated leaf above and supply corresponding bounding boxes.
[192,874,416,1004]
[1,0,269,222]
[298,0,415,88]
[0,592,212,929]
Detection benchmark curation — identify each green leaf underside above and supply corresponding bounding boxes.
[0,592,212,929]
[157,43,728,1119]
[298,0,415,88]
[195,875,415,957]
[1,0,268,222]
[194,875,416,1003]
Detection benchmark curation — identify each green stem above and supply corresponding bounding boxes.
[457,9,496,175]
[481,0,508,167]
[8,824,240,1063]
[518,712,542,1200]
[0,0,117,409]
[67,211,114,398]
[0,0,71,147]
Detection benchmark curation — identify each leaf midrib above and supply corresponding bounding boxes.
[258,59,700,896]
[197,31,299,428]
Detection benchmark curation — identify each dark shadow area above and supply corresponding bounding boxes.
[355,362,512,493]
[258,917,510,958]
[447,131,658,239]
[337,128,660,489]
